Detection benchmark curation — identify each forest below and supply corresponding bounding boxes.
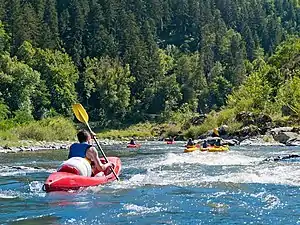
[0,0,300,134]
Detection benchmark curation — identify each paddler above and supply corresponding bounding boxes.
[68,129,112,176]
[202,140,208,148]
[129,138,136,145]
[214,139,221,147]
[186,138,195,147]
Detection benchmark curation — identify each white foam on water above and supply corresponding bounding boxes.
[0,192,18,199]
[29,181,44,193]
[149,151,262,169]
[0,190,22,199]
[117,203,165,217]
[0,165,54,177]
[203,164,300,186]
[109,148,300,190]
[0,181,46,199]
[106,150,274,190]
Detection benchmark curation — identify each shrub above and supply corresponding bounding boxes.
[164,124,181,138]
[97,123,154,139]
[0,130,18,141]
[14,117,76,141]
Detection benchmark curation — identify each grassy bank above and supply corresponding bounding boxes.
[0,117,77,146]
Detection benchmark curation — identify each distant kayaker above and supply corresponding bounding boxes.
[215,139,221,147]
[129,139,136,145]
[202,140,208,148]
[68,130,112,176]
[187,138,195,147]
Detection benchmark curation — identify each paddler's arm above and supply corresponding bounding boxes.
[86,147,112,171]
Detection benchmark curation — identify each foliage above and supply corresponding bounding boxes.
[96,123,155,140]
[0,0,300,137]
[0,53,40,114]
[17,41,78,117]
[276,76,300,116]
[13,117,76,141]
[0,100,9,120]
[0,130,18,141]
[165,103,199,128]
[0,21,10,53]
[227,69,273,113]
[82,56,134,121]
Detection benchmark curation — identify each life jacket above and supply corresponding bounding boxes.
[68,142,91,160]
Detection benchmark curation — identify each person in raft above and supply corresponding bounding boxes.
[129,139,136,145]
[215,139,221,147]
[187,138,195,147]
[202,140,208,148]
[66,129,112,176]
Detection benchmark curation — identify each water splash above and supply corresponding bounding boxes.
[0,165,55,177]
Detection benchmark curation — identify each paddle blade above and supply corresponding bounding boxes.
[72,103,89,124]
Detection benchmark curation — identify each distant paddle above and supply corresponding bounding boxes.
[72,103,119,181]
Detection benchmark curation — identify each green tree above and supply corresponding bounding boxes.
[0,53,40,115]
[17,41,78,116]
[39,0,59,49]
[227,68,272,113]
[276,76,300,116]
[0,21,10,53]
[82,56,134,121]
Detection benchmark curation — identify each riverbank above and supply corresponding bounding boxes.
[0,139,129,153]
[1,111,300,152]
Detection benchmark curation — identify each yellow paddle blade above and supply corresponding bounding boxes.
[72,103,89,124]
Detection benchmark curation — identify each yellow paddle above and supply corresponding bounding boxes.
[72,103,119,180]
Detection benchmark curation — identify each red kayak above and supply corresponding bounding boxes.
[166,141,175,144]
[127,144,141,148]
[43,157,121,192]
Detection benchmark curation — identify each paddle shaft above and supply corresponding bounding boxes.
[86,123,120,181]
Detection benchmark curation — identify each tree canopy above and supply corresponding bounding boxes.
[0,0,300,126]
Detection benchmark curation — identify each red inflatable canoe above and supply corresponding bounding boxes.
[43,157,121,192]
[127,144,141,148]
[166,141,175,144]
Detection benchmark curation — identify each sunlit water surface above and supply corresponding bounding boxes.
[0,142,299,224]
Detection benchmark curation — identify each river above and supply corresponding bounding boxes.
[0,141,299,225]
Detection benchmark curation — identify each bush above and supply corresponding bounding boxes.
[97,123,154,139]
[14,117,76,141]
[0,130,18,141]
[183,108,240,138]
[226,121,243,134]
[13,110,34,124]
[164,124,181,138]
[0,119,17,131]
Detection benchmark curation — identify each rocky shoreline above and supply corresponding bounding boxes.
[196,111,300,147]
[0,139,127,153]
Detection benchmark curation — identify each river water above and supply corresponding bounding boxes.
[0,141,299,225]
